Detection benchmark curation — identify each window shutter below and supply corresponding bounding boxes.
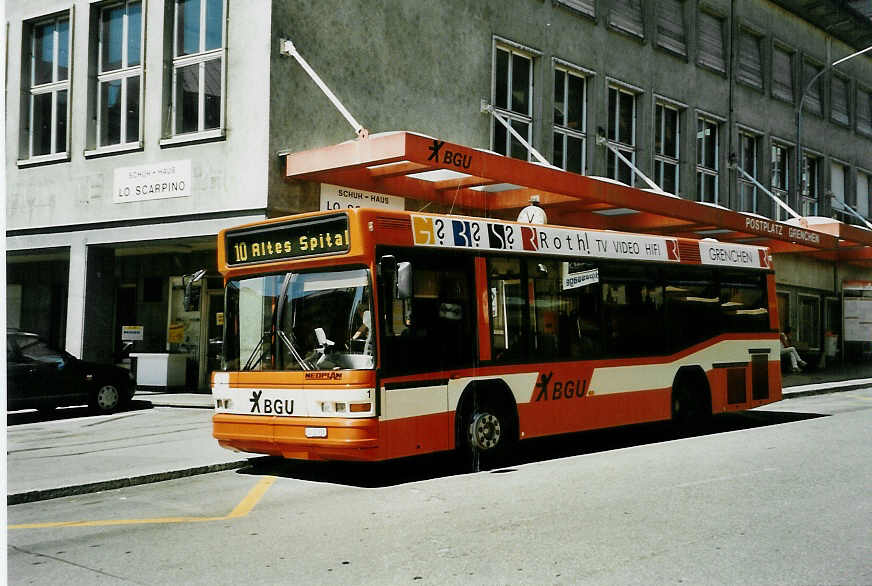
[556,0,595,17]
[737,30,762,88]
[697,11,725,72]
[609,0,644,38]
[803,62,823,115]
[858,88,872,134]
[656,0,686,55]
[831,76,849,125]
[772,46,793,102]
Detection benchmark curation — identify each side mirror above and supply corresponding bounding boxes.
[396,262,412,300]
[183,269,207,311]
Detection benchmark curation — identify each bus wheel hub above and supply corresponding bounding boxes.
[469,413,501,450]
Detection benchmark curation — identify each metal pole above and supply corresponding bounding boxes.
[481,101,552,166]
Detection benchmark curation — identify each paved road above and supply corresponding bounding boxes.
[7,389,872,585]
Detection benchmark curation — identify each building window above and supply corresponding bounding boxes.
[609,0,644,38]
[556,0,595,17]
[772,45,794,103]
[737,132,759,213]
[607,85,637,185]
[858,88,872,135]
[831,161,848,221]
[801,154,819,215]
[656,0,686,56]
[171,0,225,137]
[857,171,870,220]
[737,29,763,89]
[97,1,143,148]
[25,14,70,159]
[771,143,790,220]
[802,61,823,116]
[696,117,719,204]
[493,45,533,160]
[553,67,586,174]
[831,75,850,126]
[697,11,725,73]
[654,103,680,194]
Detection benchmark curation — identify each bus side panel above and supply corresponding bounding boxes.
[380,413,452,459]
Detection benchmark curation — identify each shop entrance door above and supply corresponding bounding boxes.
[202,291,225,388]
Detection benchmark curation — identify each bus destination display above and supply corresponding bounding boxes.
[225,214,350,265]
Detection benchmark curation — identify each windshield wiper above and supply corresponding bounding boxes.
[277,330,312,371]
[242,330,273,371]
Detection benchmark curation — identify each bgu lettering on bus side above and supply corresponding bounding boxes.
[533,371,588,401]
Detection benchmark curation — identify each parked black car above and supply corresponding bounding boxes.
[6,331,135,414]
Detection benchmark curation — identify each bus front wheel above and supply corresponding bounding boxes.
[458,392,516,472]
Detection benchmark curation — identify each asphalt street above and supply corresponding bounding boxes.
[6,389,872,585]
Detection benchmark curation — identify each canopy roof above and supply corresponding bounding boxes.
[284,131,872,267]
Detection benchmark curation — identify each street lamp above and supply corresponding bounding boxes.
[795,44,872,216]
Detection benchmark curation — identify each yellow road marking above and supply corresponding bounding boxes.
[9,476,276,530]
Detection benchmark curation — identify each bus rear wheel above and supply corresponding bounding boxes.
[671,375,710,433]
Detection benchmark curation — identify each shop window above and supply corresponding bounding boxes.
[797,295,820,350]
[607,85,638,185]
[697,10,725,73]
[553,67,587,174]
[492,44,534,161]
[654,102,680,195]
[166,0,225,140]
[696,116,720,204]
[20,12,71,162]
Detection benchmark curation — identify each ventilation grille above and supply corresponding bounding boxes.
[727,368,747,404]
[678,241,702,264]
[376,217,412,231]
[751,355,769,400]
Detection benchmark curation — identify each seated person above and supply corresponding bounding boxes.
[780,326,807,373]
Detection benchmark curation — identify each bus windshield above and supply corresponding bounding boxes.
[222,268,374,371]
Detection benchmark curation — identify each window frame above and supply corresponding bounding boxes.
[771,41,794,104]
[857,85,872,137]
[800,152,821,216]
[770,141,791,221]
[696,9,726,74]
[736,26,764,90]
[830,73,851,127]
[737,130,760,214]
[164,0,227,144]
[654,100,681,195]
[655,0,687,57]
[552,62,589,174]
[95,0,144,151]
[491,42,535,161]
[695,113,721,205]
[21,12,72,165]
[606,82,640,185]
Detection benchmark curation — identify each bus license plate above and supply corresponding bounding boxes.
[305,427,327,438]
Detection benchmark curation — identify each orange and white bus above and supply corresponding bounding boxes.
[211,208,782,467]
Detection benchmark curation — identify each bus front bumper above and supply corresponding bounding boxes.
[212,413,380,461]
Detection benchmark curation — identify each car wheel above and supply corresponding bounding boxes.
[91,383,122,413]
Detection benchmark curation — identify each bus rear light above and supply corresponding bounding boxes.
[349,403,371,413]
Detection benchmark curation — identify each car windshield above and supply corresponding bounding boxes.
[222,268,374,371]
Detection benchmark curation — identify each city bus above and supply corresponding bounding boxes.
[211,207,782,467]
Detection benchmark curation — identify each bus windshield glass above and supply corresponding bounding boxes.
[222,268,374,371]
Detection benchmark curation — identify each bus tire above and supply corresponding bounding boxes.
[456,385,517,472]
[671,368,711,432]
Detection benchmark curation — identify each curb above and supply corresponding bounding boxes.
[782,379,872,399]
[7,459,261,506]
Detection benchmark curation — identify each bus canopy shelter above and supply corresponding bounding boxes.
[283,131,872,267]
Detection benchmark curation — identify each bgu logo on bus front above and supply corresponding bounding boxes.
[249,390,294,415]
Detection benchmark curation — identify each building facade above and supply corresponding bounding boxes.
[7,0,872,388]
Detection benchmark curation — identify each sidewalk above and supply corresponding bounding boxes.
[8,365,871,505]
